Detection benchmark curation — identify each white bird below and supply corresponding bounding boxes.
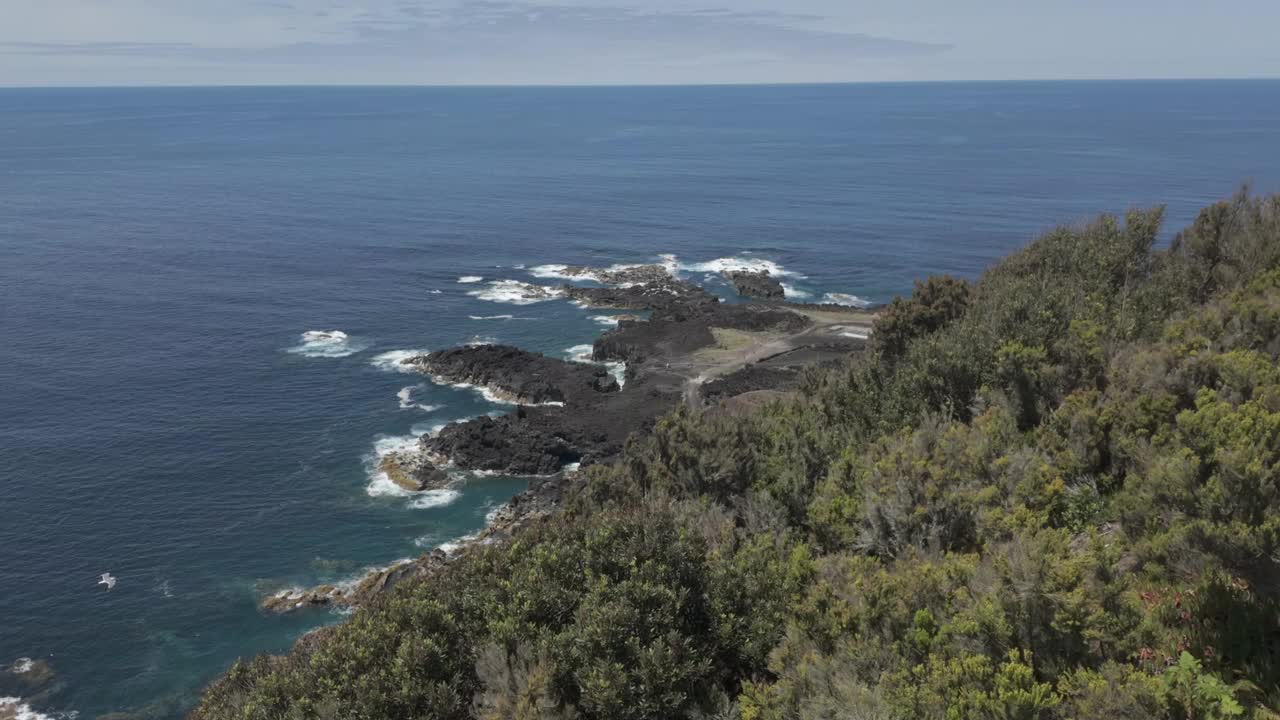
[98,573,116,590]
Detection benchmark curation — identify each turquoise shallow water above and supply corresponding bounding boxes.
[1,81,1279,718]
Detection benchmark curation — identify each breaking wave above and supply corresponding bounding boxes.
[397,386,443,412]
[369,349,429,373]
[780,283,813,300]
[528,264,580,280]
[467,280,565,305]
[564,344,594,363]
[457,276,484,284]
[435,531,491,555]
[363,429,459,508]
[564,344,627,388]
[286,330,367,358]
[426,376,563,407]
[662,254,802,278]
[821,292,874,308]
[0,697,57,720]
[407,489,462,509]
[528,262,651,284]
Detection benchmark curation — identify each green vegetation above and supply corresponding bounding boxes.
[196,190,1280,720]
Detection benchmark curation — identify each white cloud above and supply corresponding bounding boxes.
[1,0,1277,85]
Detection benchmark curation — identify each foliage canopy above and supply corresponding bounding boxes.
[197,191,1280,720]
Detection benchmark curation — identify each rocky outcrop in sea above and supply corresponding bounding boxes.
[262,265,876,614]
[722,269,785,300]
[407,344,619,405]
[564,277,717,311]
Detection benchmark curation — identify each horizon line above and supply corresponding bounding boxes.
[3,76,1279,91]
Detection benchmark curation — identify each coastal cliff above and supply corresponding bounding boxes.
[206,192,1280,720]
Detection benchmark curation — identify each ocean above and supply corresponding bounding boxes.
[1,81,1278,718]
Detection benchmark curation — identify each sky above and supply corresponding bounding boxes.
[2,0,1279,86]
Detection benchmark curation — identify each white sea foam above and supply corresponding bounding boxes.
[364,429,460,509]
[370,349,429,373]
[607,362,627,387]
[528,264,577,280]
[286,330,367,358]
[10,658,34,674]
[606,262,651,272]
[365,433,424,498]
[468,383,515,405]
[664,254,802,278]
[466,335,498,346]
[396,386,414,409]
[322,558,415,599]
[457,276,484,284]
[413,533,443,549]
[411,421,449,438]
[564,344,627,388]
[372,433,420,460]
[529,262,661,285]
[0,698,56,720]
[565,344,594,363]
[469,314,514,321]
[822,292,873,308]
[428,377,563,407]
[428,289,443,295]
[468,280,565,305]
[437,532,483,555]
[397,385,443,412]
[433,379,511,405]
[154,579,174,598]
[590,315,621,327]
[435,540,465,554]
[781,283,813,300]
[407,489,462,509]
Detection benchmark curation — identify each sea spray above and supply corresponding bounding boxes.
[286,330,368,358]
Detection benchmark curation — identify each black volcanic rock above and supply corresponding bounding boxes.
[262,551,449,613]
[559,264,673,286]
[701,365,802,402]
[379,451,453,492]
[407,345,617,406]
[723,270,785,300]
[564,278,718,312]
[594,302,811,364]
[423,414,582,476]
[395,283,840,480]
[417,370,684,477]
[260,270,881,617]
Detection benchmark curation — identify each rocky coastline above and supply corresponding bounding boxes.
[722,269,786,300]
[262,263,876,614]
[409,344,620,405]
[1,657,58,720]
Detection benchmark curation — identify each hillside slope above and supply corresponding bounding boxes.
[196,191,1280,720]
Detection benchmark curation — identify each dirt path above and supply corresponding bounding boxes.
[675,306,876,409]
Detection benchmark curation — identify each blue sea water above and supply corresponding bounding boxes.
[1,81,1279,718]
